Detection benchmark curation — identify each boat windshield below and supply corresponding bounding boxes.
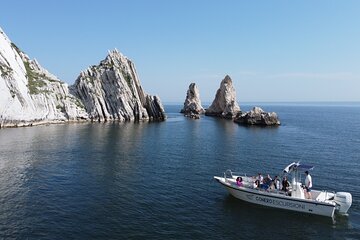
[283,162,313,174]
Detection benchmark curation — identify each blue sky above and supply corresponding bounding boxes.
[1,0,359,103]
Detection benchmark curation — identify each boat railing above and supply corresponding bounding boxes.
[224,170,233,182]
[224,170,251,183]
[225,171,252,179]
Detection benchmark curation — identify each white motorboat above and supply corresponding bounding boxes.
[214,162,352,218]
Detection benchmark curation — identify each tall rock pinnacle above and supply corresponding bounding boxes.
[205,75,240,119]
[180,83,204,118]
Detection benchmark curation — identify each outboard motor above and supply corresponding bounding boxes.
[334,192,352,214]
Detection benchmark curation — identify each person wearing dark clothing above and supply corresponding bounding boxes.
[272,175,280,190]
[282,176,290,193]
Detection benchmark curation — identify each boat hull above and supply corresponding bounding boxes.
[215,177,335,217]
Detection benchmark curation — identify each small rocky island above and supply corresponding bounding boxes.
[0,27,165,128]
[180,83,204,119]
[234,107,280,126]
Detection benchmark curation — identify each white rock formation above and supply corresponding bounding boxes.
[205,75,241,119]
[234,107,280,126]
[180,83,204,118]
[0,27,165,128]
[71,49,165,122]
[0,27,87,128]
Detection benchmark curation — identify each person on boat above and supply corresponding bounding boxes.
[281,176,290,193]
[259,174,271,190]
[257,173,264,183]
[304,171,312,199]
[253,179,260,189]
[273,175,280,190]
[263,174,272,186]
[236,177,243,187]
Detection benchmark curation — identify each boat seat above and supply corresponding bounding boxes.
[316,191,328,202]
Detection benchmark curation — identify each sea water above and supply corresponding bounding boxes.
[0,103,359,239]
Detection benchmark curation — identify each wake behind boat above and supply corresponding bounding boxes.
[214,162,352,218]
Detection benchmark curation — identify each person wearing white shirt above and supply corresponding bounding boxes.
[257,173,263,183]
[304,171,312,199]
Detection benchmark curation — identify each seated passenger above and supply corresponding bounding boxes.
[260,183,269,190]
[262,174,272,188]
[281,176,290,193]
[273,175,280,190]
[269,181,275,190]
[253,179,260,189]
[257,173,264,183]
[236,177,243,187]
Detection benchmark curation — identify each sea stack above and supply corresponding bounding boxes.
[180,83,204,119]
[234,107,280,126]
[72,49,165,122]
[205,75,240,119]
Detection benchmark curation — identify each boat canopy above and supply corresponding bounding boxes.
[283,162,314,173]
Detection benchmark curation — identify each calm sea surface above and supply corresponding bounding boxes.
[0,103,359,239]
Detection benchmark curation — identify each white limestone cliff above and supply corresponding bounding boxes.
[205,75,241,119]
[0,27,88,128]
[0,27,165,128]
[71,49,165,122]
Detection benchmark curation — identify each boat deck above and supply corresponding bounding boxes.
[226,175,335,204]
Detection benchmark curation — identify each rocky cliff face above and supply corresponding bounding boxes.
[71,49,165,122]
[0,27,165,128]
[205,75,240,119]
[0,27,88,128]
[180,83,204,118]
[234,107,280,126]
